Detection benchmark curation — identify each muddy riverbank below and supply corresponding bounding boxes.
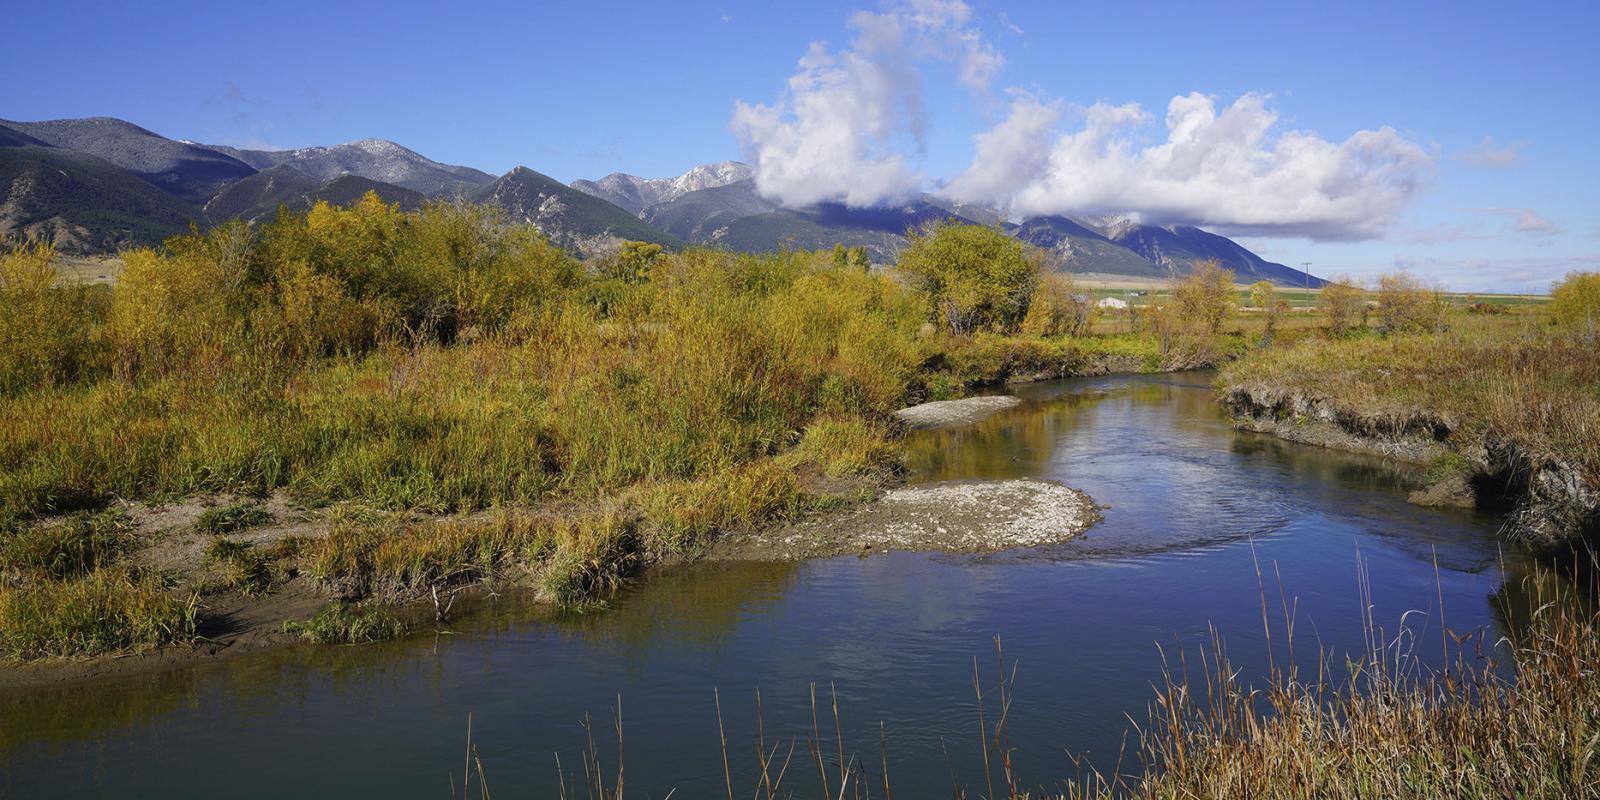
[1222,381,1599,551]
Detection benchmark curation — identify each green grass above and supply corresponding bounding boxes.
[0,508,132,580]
[203,537,273,595]
[195,502,273,535]
[0,567,196,659]
[281,602,405,644]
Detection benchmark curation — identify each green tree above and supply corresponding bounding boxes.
[896,222,1039,335]
[613,240,664,284]
[832,244,870,271]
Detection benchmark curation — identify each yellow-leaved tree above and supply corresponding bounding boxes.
[897,222,1040,336]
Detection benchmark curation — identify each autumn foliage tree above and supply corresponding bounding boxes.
[1173,259,1236,333]
[1020,272,1093,337]
[1551,271,1600,335]
[1375,272,1446,335]
[897,222,1039,335]
[1319,277,1368,336]
[1249,280,1289,337]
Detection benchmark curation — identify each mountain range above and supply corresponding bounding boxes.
[0,115,1321,286]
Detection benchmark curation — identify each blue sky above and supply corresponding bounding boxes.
[4,0,1597,291]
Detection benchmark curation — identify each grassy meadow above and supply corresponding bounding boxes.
[1219,272,1600,553]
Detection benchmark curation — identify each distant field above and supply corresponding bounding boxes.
[1070,272,1548,308]
[54,258,1550,310]
[54,255,124,285]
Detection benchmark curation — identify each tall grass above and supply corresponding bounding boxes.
[0,567,196,659]
[1219,312,1600,488]
[1070,560,1600,799]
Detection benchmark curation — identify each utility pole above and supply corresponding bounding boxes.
[1301,262,1312,292]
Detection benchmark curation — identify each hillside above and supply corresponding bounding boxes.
[0,116,1325,282]
[1011,216,1169,279]
[706,200,970,263]
[206,139,494,197]
[1,117,255,203]
[641,179,781,240]
[572,161,752,215]
[204,168,426,224]
[202,165,321,224]
[0,144,198,253]
[1104,222,1321,287]
[472,167,678,257]
[304,175,426,210]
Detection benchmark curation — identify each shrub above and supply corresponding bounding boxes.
[1375,272,1446,334]
[1550,271,1600,333]
[1019,273,1093,337]
[1172,259,1236,334]
[897,222,1040,335]
[1318,277,1368,335]
[0,242,100,394]
[598,240,665,284]
[1248,280,1288,336]
[107,245,240,380]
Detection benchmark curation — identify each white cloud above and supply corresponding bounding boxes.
[939,91,1062,205]
[1511,209,1561,236]
[1456,136,1525,169]
[1477,207,1563,237]
[731,0,1000,207]
[946,92,1435,241]
[733,2,1435,240]
[997,11,1025,37]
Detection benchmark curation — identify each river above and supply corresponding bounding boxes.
[0,371,1542,797]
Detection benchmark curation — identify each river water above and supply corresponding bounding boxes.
[0,372,1542,797]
